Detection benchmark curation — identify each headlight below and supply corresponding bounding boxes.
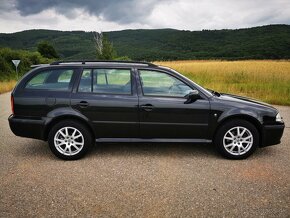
[276,113,283,123]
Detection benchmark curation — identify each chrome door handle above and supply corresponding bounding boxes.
[78,101,89,108]
[140,104,154,112]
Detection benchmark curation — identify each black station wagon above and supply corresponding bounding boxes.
[9,60,285,160]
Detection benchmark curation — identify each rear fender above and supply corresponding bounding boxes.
[43,107,94,140]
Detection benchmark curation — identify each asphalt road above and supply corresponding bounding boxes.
[0,91,289,217]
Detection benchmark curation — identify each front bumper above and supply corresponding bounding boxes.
[8,115,45,140]
[260,123,285,147]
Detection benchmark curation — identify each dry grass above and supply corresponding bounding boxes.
[155,60,290,105]
[0,80,17,94]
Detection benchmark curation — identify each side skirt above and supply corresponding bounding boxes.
[95,138,212,143]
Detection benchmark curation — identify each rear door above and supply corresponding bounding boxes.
[70,67,139,138]
[137,69,210,139]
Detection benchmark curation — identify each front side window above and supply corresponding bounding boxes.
[25,69,74,90]
[78,68,131,94]
[139,70,193,97]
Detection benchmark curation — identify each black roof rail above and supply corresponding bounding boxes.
[30,64,49,68]
[50,60,157,67]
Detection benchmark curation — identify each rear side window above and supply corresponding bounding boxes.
[78,69,131,94]
[25,69,74,91]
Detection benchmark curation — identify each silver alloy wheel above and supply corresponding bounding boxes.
[54,127,84,156]
[223,126,253,156]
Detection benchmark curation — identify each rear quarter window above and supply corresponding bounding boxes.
[25,69,74,91]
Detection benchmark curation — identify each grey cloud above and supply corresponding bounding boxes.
[0,0,289,33]
[0,0,15,11]
[13,0,167,24]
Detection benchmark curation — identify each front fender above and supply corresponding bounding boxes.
[217,107,263,124]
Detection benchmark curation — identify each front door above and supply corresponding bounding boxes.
[71,67,139,138]
[137,69,210,139]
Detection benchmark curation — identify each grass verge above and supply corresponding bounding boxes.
[0,80,17,94]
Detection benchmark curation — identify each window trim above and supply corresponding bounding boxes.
[138,69,194,99]
[77,67,134,96]
[24,68,76,92]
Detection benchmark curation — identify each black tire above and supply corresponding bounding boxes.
[48,120,93,160]
[214,119,259,159]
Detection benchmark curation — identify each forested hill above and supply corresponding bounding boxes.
[0,24,289,60]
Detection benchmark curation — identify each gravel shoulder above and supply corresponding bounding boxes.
[0,92,289,217]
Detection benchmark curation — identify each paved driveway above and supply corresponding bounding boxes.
[0,92,289,217]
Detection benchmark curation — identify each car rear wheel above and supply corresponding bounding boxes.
[215,119,259,159]
[48,120,93,160]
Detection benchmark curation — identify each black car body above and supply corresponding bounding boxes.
[9,61,285,160]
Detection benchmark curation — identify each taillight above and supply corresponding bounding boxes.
[11,95,14,115]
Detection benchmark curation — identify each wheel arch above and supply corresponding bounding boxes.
[214,114,263,146]
[43,115,95,141]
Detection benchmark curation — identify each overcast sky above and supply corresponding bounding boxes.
[0,0,289,33]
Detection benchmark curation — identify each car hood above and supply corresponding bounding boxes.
[218,93,276,110]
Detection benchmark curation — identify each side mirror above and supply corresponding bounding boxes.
[184,90,200,104]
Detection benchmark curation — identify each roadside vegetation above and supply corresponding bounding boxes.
[0,47,53,80]
[37,41,59,59]
[0,80,17,94]
[0,47,54,94]
[0,36,126,94]
[155,60,290,105]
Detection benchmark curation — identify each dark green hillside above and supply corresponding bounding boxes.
[0,25,290,61]
[0,30,96,59]
[108,25,290,60]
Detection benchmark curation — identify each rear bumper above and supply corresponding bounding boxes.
[260,123,285,147]
[8,115,45,140]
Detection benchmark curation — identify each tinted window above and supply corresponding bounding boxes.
[78,69,92,92]
[78,69,131,94]
[26,69,74,90]
[139,70,193,97]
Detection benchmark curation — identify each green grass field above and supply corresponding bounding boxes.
[155,60,290,105]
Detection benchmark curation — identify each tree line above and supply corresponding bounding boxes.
[0,33,119,81]
[0,25,289,61]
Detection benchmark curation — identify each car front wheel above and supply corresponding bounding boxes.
[215,119,259,159]
[48,120,93,160]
